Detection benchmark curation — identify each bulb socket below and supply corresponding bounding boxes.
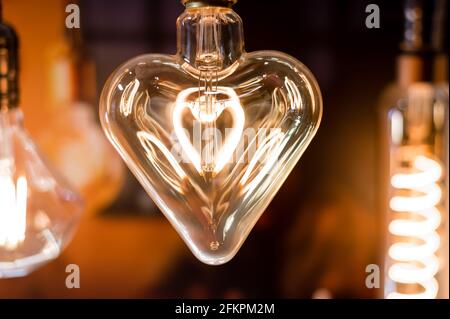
[0,22,19,110]
[182,0,237,9]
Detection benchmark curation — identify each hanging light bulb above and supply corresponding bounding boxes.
[0,11,83,278]
[384,84,448,299]
[100,0,322,265]
[379,0,449,298]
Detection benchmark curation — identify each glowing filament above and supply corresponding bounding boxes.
[387,155,442,299]
[0,175,28,250]
[173,86,244,175]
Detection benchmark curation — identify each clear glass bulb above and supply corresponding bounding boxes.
[0,108,83,278]
[100,3,322,265]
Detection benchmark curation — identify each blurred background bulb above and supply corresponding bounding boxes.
[379,0,449,299]
[36,2,125,215]
[0,7,83,278]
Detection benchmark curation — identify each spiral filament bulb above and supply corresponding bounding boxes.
[387,154,443,299]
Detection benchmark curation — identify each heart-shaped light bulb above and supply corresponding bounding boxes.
[100,3,322,265]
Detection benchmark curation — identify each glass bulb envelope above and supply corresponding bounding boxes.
[0,109,83,278]
[100,6,322,265]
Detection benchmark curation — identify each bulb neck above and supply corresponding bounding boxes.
[177,6,244,71]
[0,20,19,111]
[396,53,436,86]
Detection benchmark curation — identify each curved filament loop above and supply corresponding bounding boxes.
[388,155,443,299]
[173,86,244,175]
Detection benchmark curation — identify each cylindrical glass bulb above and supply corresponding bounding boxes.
[382,83,449,298]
